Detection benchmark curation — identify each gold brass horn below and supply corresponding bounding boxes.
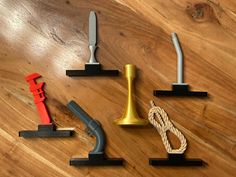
[114,64,148,126]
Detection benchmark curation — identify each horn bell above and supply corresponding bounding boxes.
[114,64,148,126]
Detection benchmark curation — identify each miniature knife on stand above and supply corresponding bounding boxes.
[66,11,119,77]
[88,11,99,65]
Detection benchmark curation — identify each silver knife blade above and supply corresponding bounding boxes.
[89,11,96,46]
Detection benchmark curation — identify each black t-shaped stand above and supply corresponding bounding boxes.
[149,153,204,166]
[66,11,119,77]
[154,33,207,97]
[67,101,123,166]
[66,63,119,77]
[19,73,74,138]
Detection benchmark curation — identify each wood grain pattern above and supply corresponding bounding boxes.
[0,0,236,176]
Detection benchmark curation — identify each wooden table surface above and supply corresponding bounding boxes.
[0,0,236,176]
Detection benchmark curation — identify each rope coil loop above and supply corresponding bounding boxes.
[148,100,187,154]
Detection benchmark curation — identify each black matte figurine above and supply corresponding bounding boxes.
[67,100,123,166]
[66,11,119,77]
[19,124,73,138]
[154,33,207,97]
[66,64,119,77]
[149,154,204,166]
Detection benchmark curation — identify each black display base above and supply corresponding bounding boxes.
[154,84,208,97]
[149,153,204,166]
[19,124,74,138]
[66,64,119,77]
[70,152,123,166]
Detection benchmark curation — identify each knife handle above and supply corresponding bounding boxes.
[88,45,99,64]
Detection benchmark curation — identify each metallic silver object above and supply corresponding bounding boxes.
[172,32,185,85]
[66,11,119,77]
[88,11,99,64]
[153,32,208,97]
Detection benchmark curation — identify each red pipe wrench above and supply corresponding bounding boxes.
[25,73,51,124]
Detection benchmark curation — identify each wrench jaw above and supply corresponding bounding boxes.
[25,73,41,82]
[19,73,74,138]
[149,153,204,166]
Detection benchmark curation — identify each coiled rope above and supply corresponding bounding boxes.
[148,100,187,154]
